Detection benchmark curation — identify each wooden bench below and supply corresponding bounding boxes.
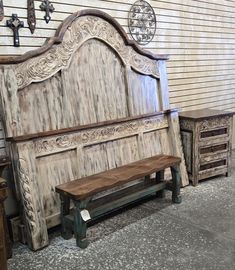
[55,154,182,248]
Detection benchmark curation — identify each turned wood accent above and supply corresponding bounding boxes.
[0,10,188,250]
[56,154,182,248]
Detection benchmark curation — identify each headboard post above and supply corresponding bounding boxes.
[0,67,19,138]
[14,141,49,250]
[158,60,170,110]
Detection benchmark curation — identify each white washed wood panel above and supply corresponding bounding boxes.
[0,0,235,145]
[62,39,128,125]
[127,70,160,115]
[36,149,78,219]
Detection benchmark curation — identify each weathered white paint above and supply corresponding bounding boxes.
[0,0,234,146]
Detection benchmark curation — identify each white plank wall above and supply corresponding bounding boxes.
[0,0,235,147]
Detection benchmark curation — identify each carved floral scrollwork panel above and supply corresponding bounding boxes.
[34,115,168,156]
[15,15,159,89]
[199,116,231,131]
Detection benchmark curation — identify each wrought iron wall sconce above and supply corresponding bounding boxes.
[128,0,156,45]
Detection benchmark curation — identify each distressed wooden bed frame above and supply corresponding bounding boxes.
[0,10,188,251]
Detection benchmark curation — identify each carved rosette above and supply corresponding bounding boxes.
[15,15,159,89]
[199,116,230,131]
[34,115,168,156]
[18,158,37,234]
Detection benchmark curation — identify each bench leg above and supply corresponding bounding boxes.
[155,170,166,198]
[170,166,182,204]
[73,200,90,249]
[60,195,73,240]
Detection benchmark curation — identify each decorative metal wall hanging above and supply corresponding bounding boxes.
[6,14,24,47]
[0,0,4,21]
[40,0,54,23]
[28,0,36,34]
[128,0,156,45]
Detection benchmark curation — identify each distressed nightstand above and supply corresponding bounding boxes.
[179,109,234,186]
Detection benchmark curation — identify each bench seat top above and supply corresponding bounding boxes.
[55,154,181,200]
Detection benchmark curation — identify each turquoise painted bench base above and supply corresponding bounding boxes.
[59,166,181,249]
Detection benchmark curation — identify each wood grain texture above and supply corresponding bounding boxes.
[55,155,181,200]
[127,69,160,115]
[62,39,128,124]
[167,111,189,186]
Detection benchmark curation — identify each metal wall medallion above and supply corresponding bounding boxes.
[128,0,156,45]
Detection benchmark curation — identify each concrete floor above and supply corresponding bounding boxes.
[8,152,235,270]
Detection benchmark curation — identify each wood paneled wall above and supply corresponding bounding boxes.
[0,0,235,147]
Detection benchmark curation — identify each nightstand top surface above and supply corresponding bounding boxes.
[179,109,234,121]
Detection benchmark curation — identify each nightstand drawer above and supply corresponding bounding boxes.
[199,127,228,141]
[199,159,227,172]
[200,143,228,155]
[200,151,228,164]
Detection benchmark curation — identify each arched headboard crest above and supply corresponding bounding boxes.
[7,10,168,89]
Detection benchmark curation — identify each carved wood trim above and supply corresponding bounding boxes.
[8,110,177,142]
[34,114,169,157]
[16,143,49,250]
[14,13,162,89]
[17,158,37,234]
[0,9,168,65]
[198,116,231,131]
